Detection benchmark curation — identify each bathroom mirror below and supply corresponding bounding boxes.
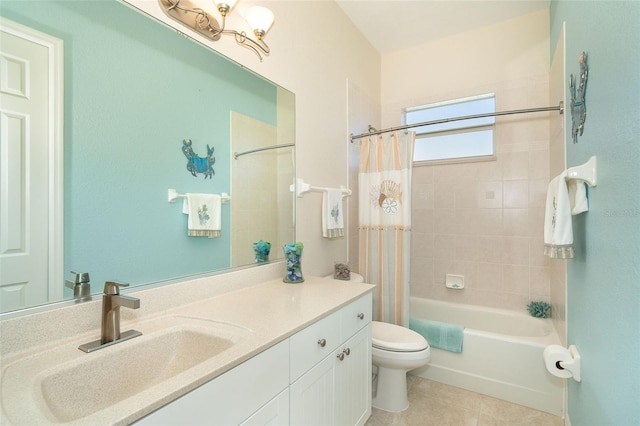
[0,0,295,314]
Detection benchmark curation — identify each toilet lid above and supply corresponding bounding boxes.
[372,321,428,352]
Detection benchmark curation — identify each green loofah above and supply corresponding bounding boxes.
[527,301,551,318]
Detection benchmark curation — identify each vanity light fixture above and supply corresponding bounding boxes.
[159,0,274,61]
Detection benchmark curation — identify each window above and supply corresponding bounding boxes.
[405,94,496,163]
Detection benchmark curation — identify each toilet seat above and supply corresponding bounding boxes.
[372,321,428,352]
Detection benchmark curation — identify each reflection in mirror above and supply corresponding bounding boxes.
[231,111,294,266]
[0,1,295,315]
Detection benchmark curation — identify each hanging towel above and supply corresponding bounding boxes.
[182,193,221,238]
[568,179,589,215]
[409,318,464,353]
[322,189,345,238]
[543,173,574,258]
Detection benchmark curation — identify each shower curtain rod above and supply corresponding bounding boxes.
[234,143,294,159]
[350,101,564,142]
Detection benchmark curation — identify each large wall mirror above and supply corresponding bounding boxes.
[0,0,295,315]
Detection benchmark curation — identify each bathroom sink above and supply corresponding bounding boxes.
[0,316,253,424]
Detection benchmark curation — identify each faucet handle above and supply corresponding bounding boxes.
[103,281,129,295]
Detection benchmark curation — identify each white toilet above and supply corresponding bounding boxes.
[371,321,430,412]
[324,272,431,412]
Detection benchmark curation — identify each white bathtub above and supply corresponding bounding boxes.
[409,297,564,416]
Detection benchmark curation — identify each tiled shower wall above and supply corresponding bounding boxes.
[410,97,553,310]
[348,10,553,312]
[348,77,554,312]
[382,10,552,311]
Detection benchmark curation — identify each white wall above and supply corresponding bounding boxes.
[127,0,381,276]
[380,8,550,130]
[548,23,567,346]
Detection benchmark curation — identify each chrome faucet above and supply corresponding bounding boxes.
[65,271,91,298]
[78,281,142,353]
[101,281,140,343]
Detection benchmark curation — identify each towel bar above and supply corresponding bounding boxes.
[167,189,230,203]
[565,156,597,187]
[289,178,352,198]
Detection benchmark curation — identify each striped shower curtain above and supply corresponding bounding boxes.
[358,131,415,326]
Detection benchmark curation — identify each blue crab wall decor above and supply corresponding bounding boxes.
[181,139,215,179]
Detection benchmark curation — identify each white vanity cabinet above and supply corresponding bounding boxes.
[290,293,372,426]
[136,339,290,425]
[240,388,290,425]
[137,292,372,426]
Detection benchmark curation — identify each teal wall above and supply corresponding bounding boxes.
[1,1,277,291]
[550,1,640,424]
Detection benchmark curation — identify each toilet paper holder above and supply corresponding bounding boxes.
[557,345,581,382]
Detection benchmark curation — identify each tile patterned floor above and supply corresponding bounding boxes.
[365,376,564,426]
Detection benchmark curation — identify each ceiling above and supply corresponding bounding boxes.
[335,0,550,54]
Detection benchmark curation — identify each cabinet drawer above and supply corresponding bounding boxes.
[341,293,372,341]
[289,310,341,382]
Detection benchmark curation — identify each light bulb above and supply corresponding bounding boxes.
[245,6,274,37]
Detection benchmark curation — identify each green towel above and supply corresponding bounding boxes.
[409,317,464,353]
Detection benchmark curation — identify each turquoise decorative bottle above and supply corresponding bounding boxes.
[283,242,304,283]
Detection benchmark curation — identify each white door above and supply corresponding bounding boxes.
[0,18,63,313]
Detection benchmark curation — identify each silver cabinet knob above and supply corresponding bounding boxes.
[357,313,365,320]
[337,352,345,361]
[343,348,351,356]
[317,338,327,347]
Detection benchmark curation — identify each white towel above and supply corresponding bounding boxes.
[544,173,574,258]
[543,172,589,259]
[568,180,589,215]
[322,189,344,238]
[182,193,221,238]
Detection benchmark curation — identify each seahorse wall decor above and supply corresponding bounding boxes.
[181,139,215,179]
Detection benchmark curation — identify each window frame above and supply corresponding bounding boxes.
[405,93,497,166]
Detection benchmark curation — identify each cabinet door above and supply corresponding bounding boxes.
[290,353,336,425]
[240,388,289,426]
[335,326,372,426]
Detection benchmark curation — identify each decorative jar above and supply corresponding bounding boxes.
[283,242,304,283]
[252,240,271,263]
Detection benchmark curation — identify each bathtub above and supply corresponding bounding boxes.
[409,297,564,416]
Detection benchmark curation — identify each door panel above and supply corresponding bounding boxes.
[0,19,62,312]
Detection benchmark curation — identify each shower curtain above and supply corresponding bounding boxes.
[358,131,415,326]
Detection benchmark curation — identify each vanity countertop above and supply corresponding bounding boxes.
[0,276,373,425]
